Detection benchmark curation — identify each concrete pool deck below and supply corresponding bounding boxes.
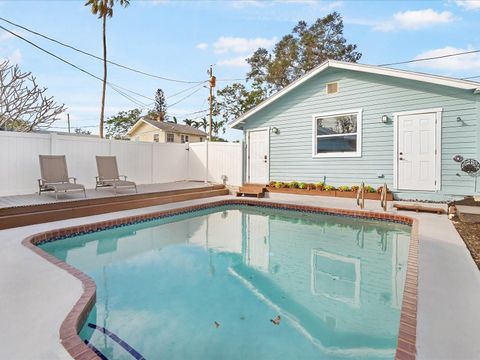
[0,193,479,360]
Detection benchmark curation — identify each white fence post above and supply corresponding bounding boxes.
[205,140,209,184]
[50,132,57,154]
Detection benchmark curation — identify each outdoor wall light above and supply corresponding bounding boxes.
[271,127,280,134]
[381,115,389,124]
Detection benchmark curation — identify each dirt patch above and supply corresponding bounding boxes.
[452,218,480,270]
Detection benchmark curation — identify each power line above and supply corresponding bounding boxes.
[166,86,204,110]
[167,82,207,99]
[0,25,152,107]
[0,16,206,84]
[378,49,480,67]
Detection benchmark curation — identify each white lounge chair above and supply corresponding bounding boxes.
[95,156,137,195]
[38,155,86,200]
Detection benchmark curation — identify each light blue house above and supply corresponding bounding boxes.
[230,60,480,200]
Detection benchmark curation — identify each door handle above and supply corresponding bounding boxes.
[264,155,268,163]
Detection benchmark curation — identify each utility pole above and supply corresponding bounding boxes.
[208,65,216,141]
[67,113,71,133]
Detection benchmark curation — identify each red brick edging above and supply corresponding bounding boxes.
[22,199,418,360]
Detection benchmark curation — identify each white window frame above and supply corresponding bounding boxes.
[311,249,361,308]
[166,133,174,143]
[181,134,185,143]
[153,133,159,143]
[311,108,363,158]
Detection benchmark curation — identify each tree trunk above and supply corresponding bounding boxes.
[99,13,107,138]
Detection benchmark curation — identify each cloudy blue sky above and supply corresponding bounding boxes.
[1,0,480,140]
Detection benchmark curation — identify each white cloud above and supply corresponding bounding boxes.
[218,56,249,68]
[196,42,208,50]
[213,36,277,54]
[6,49,22,64]
[455,0,480,10]
[231,0,341,8]
[411,46,480,71]
[374,9,455,31]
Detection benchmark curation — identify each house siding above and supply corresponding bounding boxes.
[242,68,480,199]
[129,122,205,143]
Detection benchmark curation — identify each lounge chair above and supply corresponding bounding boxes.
[95,156,137,194]
[38,155,86,200]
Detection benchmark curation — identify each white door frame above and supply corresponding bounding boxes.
[246,127,270,183]
[393,108,442,191]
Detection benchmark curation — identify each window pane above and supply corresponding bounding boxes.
[317,114,357,136]
[317,134,357,153]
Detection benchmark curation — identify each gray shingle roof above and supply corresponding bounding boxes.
[142,118,207,136]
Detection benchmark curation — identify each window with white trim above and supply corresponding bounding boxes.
[181,135,185,143]
[166,133,174,143]
[153,133,159,143]
[313,110,362,157]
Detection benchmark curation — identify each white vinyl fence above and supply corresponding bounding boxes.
[0,131,243,196]
[188,142,243,186]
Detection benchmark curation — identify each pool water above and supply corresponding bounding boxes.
[41,205,411,360]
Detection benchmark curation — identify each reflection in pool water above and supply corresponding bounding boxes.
[41,206,411,360]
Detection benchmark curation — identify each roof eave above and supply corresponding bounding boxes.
[229,60,480,128]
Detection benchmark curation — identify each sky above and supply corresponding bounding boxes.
[1,0,480,141]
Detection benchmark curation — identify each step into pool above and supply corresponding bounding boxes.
[40,205,412,360]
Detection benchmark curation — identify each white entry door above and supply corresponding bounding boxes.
[397,112,438,191]
[248,128,269,183]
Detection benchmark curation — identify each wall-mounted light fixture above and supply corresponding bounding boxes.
[381,115,389,124]
[271,127,280,134]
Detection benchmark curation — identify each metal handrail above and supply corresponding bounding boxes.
[380,183,388,211]
[356,182,365,209]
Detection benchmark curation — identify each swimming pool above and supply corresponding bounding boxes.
[39,204,412,360]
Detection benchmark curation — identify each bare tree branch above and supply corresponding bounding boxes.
[0,60,66,132]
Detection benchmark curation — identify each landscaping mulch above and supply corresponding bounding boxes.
[452,217,480,270]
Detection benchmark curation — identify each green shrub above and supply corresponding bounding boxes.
[274,181,283,189]
[350,185,359,192]
[324,185,335,191]
[338,185,350,192]
[364,185,376,193]
[298,182,307,189]
[315,182,325,190]
[288,181,299,189]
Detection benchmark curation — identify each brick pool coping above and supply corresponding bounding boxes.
[22,199,419,360]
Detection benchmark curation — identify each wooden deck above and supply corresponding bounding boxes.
[0,182,229,229]
[0,181,212,208]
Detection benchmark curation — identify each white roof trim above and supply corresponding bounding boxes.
[230,60,480,129]
[126,118,152,136]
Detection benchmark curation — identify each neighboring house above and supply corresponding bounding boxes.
[230,60,480,200]
[127,118,207,143]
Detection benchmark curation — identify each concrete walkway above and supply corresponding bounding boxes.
[0,194,479,360]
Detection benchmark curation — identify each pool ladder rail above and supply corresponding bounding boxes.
[380,183,388,212]
[356,182,365,209]
[356,182,389,212]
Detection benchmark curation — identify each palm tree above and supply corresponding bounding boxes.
[85,0,130,138]
[194,117,208,132]
[184,118,194,127]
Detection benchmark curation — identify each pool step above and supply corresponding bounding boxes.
[0,186,229,229]
[236,184,266,198]
[394,203,445,214]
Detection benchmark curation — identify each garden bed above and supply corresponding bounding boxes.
[452,218,480,270]
[267,186,393,201]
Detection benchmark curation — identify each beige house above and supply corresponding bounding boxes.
[127,118,207,143]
